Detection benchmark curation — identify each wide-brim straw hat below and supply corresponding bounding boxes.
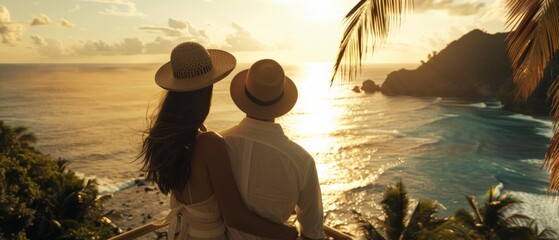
[230,59,298,119]
[155,42,236,92]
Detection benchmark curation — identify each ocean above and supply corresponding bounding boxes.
[0,62,557,232]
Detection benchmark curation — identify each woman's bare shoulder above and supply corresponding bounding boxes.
[197,131,225,147]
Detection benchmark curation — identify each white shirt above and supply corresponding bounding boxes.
[221,117,325,240]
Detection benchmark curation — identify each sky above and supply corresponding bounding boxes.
[0,0,509,64]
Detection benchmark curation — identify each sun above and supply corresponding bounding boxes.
[301,0,346,21]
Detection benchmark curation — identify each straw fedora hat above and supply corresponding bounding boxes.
[155,42,236,92]
[230,59,298,119]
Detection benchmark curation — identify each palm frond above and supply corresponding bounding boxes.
[501,213,535,228]
[505,0,559,194]
[545,74,559,195]
[331,0,412,83]
[546,74,559,194]
[13,126,37,144]
[484,189,523,230]
[505,0,559,99]
[451,208,477,231]
[56,158,70,171]
[495,226,541,240]
[402,200,438,239]
[18,133,37,144]
[381,181,408,240]
[422,216,475,240]
[14,126,29,135]
[352,210,386,240]
[495,218,559,240]
[499,215,559,239]
[95,193,113,203]
[465,196,484,224]
[536,227,559,240]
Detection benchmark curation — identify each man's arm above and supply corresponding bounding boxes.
[202,132,298,239]
[295,160,325,239]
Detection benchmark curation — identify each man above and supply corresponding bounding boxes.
[221,59,325,240]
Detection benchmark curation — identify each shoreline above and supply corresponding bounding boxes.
[104,181,170,239]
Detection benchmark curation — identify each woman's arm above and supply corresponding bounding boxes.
[197,132,298,240]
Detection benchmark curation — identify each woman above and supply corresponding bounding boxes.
[137,42,298,240]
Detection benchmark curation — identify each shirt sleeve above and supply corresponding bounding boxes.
[295,160,325,239]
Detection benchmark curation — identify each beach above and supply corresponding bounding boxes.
[104,179,171,239]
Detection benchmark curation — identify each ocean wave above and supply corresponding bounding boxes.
[506,114,553,138]
[503,167,522,175]
[437,101,488,108]
[468,102,487,108]
[520,159,544,166]
[495,174,548,194]
[507,114,553,127]
[485,101,503,109]
[73,171,140,195]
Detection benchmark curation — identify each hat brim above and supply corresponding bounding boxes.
[155,49,236,92]
[230,69,298,119]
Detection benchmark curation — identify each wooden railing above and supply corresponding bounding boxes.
[109,218,353,240]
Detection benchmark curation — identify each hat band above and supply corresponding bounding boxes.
[245,87,284,106]
[173,65,212,78]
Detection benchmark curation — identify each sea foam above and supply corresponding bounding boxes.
[507,114,553,138]
[508,190,559,232]
[74,171,139,195]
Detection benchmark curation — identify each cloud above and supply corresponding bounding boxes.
[185,23,208,42]
[31,14,51,26]
[0,4,10,23]
[480,0,507,23]
[28,36,147,58]
[138,19,208,44]
[448,2,485,16]
[115,37,144,55]
[30,35,47,46]
[168,18,187,29]
[414,0,486,16]
[85,0,144,17]
[60,19,75,28]
[37,38,65,57]
[69,4,81,12]
[223,22,266,51]
[73,40,114,56]
[144,36,178,54]
[0,24,23,44]
[0,5,24,45]
[138,25,184,37]
[73,37,144,56]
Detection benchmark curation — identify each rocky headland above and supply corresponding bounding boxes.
[365,29,558,116]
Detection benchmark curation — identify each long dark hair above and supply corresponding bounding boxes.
[138,85,213,195]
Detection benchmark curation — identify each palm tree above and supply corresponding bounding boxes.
[0,120,36,152]
[335,0,559,193]
[353,181,453,240]
[451,186,558,239]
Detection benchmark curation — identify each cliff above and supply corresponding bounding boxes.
[380,29,555,116]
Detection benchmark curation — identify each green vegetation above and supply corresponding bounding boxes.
[355,181,558,240]
[0,121,118,239]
